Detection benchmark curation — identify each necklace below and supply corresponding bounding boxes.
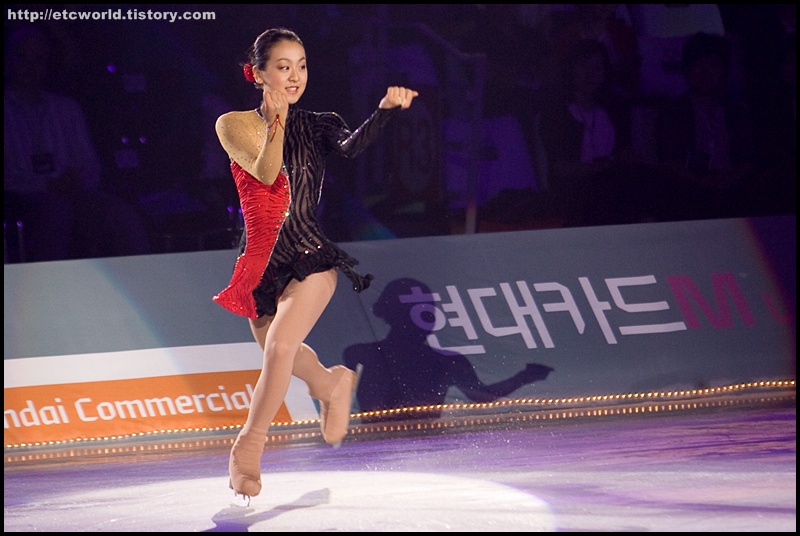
[254,107,268,145]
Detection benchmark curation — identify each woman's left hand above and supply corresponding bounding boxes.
[379,86,419,110]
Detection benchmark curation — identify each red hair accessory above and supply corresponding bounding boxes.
[242,63,256,83]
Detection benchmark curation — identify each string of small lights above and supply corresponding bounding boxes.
[4,379,794,465]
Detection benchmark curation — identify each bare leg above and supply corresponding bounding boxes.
[247,274,359,416]
[250,324,340,401]
[230,269,338,500]
[246,269,339,431]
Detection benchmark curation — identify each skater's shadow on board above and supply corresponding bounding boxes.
[343,277,554,421]
[204,487,331,532]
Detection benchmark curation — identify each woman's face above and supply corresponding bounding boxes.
[257,39,307,104]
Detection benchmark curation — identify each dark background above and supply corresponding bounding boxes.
[4,4,796,256]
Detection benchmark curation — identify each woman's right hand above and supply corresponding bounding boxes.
[260,86,290,123]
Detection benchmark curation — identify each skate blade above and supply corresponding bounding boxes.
[230,490,251,508]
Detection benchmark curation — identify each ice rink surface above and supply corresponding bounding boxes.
[4,391,795,532]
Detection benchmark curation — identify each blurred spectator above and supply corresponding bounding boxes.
[538,38,655,226]
[718,3,795,105]
[545,4,642,101]
[628,4,726,100]
[654,32,757,221]
[4,25,151,262]
[427,5,550,168]
[719,4,795,217]
[750,32,796,217]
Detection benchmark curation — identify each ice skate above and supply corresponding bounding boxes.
[319,364,363,448]
[228,430,266,505]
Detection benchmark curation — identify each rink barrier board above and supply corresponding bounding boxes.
[4,215,796,445]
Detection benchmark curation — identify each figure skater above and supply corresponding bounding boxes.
[212,27,418,504]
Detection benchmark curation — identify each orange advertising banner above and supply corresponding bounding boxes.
[4,370,293,446]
